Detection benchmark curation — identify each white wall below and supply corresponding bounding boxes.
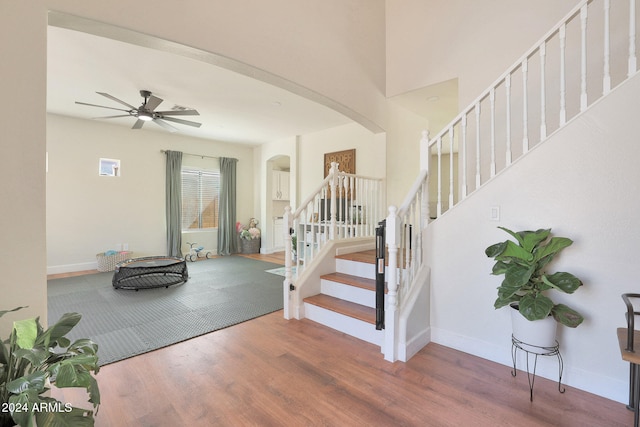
[428,73,640,403]
[46,114,255,273]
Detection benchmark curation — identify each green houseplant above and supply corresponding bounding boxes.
[1,307,100,427]
[485,227,584,328]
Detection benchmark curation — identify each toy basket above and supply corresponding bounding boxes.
[96,251,133,272]
[240,238,260,254]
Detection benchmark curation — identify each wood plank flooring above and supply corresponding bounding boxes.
[52,315,632,426]
[49,252,633,426]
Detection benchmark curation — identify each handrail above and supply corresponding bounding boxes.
[283,162,385,319]
[397,169,429,218]
[428,0,592,146]
[293,174,333,218]
[383,168,429,361]
[428,0,638,219]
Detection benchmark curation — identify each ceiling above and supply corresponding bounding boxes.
[46,25,353,146]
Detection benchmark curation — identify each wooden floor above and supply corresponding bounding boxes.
[50,252,633,426]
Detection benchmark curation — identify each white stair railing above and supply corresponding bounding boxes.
[384,133,430,362]
[283,162,385,318]
[430,0,638,218]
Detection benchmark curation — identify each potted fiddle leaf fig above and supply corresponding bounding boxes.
[0,307,100,427]
[485,227,584,347]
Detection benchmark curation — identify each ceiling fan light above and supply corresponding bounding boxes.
[138,112,153,121]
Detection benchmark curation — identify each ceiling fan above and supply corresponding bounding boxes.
[75,90,201,132]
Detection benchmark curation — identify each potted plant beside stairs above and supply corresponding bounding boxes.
[485,227,584,351]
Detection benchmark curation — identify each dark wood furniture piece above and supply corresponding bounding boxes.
[112,256,188,290]
[617,293,640,427]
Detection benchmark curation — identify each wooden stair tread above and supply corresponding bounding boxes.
[336,249,407,266]
[304,294,376,325]
[335,250,377,264]
[321,272,375,290]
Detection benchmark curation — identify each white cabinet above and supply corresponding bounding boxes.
[272,171,290,200]
[273,218,284,248]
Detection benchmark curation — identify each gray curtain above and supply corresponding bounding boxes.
[165,150,183,257]
[218,157,238,256]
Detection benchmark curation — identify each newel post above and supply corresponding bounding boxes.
[384,205,399,362]
[283,206,293,319]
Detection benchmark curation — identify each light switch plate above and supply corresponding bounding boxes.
[490,206,500,221]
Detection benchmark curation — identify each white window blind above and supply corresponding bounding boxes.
[181,169,220,229]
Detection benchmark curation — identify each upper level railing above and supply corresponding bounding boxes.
[283,163,385,308]
[429,0,638,218]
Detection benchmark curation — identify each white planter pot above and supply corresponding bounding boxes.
[510,304,557,353]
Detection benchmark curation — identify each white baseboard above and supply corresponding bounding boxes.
[430,327,627,404]
[400,327,431,362]
[47,261,98,275]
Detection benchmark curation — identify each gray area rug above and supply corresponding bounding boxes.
[48,256,284,366]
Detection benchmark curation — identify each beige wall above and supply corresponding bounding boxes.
[297,122,386,198]
[0,2,47,335]
[386,0,577,104]
[258,137,298,250]
[46,114,255,272]
[384,102,429,208]
[48,0,387,133]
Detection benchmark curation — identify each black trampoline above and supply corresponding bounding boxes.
[112,256,188,290]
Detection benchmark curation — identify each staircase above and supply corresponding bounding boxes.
[303,250,384,347]
[285,0,638,365]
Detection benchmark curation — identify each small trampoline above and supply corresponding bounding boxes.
[112,256,188,290]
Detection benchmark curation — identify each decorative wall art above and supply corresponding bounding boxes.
[324,149,356,177]
[324,149,356,199]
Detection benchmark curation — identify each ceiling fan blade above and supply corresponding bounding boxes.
[153,118,178,133]
[97,92,137,109]
[161,116,202,128]
[144,95,163,112]
[93,115,132,119]
[132,119,145,130]
[154,109,200,116]
[75,101,130,112]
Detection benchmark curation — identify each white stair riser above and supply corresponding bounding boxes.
[304,302,383,346]
[321,279,378,308]
[335,259,375,279]
[335,259,404,282]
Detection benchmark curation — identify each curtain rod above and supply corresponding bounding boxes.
[161,150,219,160]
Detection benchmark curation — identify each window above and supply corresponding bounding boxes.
[181,169,220,229]
[99,158,120,176]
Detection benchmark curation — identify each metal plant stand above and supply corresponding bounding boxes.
[511,335,565,401]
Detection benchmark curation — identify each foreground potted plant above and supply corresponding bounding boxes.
[485,227,584,349]
[1,307,100,427]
